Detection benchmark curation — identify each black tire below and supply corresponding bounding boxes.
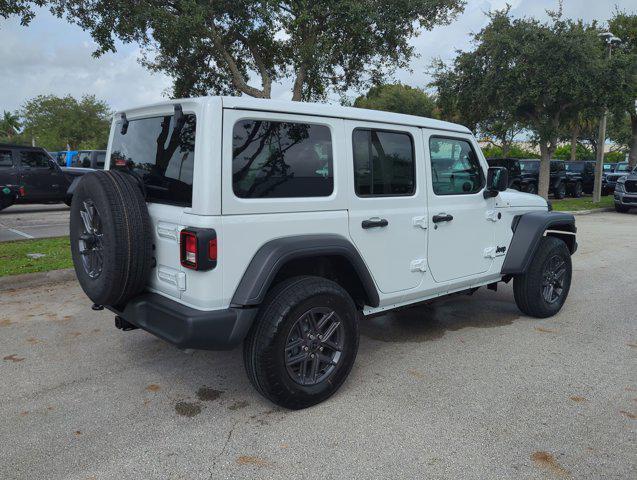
[615,203,630,213]
[243,276,359,410]
[513,236,572,318]
[526,183,537,195]
[70,170,152,306]
[571,182,583,198]
[554,182,566,199]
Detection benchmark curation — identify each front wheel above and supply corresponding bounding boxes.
[554,182,566,199]
[571,182,583,198]
[513,236,572,318]
[243,276,359,409]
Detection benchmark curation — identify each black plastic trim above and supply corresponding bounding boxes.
[231,234,380,308]
[108,293,257,350]
[501,211,576,275]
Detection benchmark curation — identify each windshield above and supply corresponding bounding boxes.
[603,163,614,171]
[110,113,196,207]
[565,162,585,173]
[520,161,539,172]
[616,163,630,172]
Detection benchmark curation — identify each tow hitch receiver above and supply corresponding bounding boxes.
[115,315,138,331]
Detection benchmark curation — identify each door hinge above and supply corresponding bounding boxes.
[483,246,507,258]
[412,216,428,229]
[486,210,501,222]
[410,258,427,272]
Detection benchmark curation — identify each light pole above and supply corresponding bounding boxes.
[593,32,621,203]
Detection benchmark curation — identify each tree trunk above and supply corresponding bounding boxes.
[570,127,579,161]
[538,142,554,200]
[501,141,510,157]
[291,66,306,101]
[629,114,637,170]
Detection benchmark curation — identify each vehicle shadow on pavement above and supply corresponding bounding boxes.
[359,288,522,343]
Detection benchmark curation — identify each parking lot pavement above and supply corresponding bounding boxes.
[0,204,70,242]
[0,212,635,480]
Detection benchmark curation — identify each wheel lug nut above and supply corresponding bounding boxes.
[310,353,315,358]
[319,346,323,352]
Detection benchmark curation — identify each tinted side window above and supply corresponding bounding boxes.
[20,150,50,168]
[232,120,333,198]
[429,137,483,195]
[110,114,196,207]
[95,152,106,168]
[353,129,415,196]
[77,151,91,167]
[0,150,13,168]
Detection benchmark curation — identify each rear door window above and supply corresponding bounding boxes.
[110,114,196,206]
[232,120,333,198]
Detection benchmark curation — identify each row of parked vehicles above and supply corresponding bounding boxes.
[0,145,104,210]
[487,158,632,198]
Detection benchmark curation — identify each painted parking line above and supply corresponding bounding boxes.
[7,228,34,239]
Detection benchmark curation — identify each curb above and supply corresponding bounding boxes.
[561,207,614,215]
[0,268,76,292]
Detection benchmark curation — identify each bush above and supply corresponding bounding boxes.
[481,144,540,159]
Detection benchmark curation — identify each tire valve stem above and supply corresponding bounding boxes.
[91,304,104,311]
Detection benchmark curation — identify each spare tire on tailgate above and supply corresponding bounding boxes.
[70,170,152,306]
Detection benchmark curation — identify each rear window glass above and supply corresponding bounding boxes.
[232,120,333,198]
[110,114,196,206]
[96,152,105,168]
[0,150,12,168]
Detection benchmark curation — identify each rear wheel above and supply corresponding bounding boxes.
[243,276,359,410]
[513,236,572,318]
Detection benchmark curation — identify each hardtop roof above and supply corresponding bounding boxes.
[117,96,472,134]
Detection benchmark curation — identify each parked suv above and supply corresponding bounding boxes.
[0,144,80,210]
[605,162,632,194]
[518,159,572,197]
[565,161,595,195]
[614,167,637,212]
[72,150,107,169]
[69,98,577,409]
[486,158,532,191]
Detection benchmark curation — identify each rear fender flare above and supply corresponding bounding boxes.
[231,234,380,308]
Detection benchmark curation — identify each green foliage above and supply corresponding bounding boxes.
[0,0,45,24]
[431,7,618,198]
[0,236,71,277]
[353,84,437,118]
[604,151,627,163]
[553,144,594,160]
[19,94,111,151]
[0,111,21,142]
[480,144,539,159]
[49,0,465,101]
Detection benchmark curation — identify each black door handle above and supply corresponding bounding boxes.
[362,218,389,229]
[432,213,454,223]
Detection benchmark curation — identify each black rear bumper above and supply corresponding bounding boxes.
[107,293,257,350]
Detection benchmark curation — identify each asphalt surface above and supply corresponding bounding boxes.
[0,212,635,480]
[0,204,70,242]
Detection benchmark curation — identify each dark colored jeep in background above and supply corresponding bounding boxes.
[564,160,595,195]
[605,162,632,195]
[515,159,573,198]
[0,144,86,210]
[486,158,531,191]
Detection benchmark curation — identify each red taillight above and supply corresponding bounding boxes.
[180,228,217,271]
[18,186,25,197]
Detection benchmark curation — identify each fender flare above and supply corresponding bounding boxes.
[501,211,576,276]
[231,234,380,308]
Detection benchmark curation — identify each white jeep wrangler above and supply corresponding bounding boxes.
[70,97,577,409]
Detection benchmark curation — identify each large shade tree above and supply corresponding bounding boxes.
[39,0,466,101]
[431,8,618,198]
[608,11,637,169]
[353,84,437,118]
[20,94,111,150]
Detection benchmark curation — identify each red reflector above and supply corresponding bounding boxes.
[115,158,126,166]
[18,186,25,197]
[208,238,217,261]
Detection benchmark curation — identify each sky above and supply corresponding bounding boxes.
[0,0,635,113]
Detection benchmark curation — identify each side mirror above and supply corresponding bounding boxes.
[484,166,508,198]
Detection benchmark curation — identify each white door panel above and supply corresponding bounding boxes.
[423,131,495,283]
[346,121,428,295]
[146,203,184,299]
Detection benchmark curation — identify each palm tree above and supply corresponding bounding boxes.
[0,111,21,141]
